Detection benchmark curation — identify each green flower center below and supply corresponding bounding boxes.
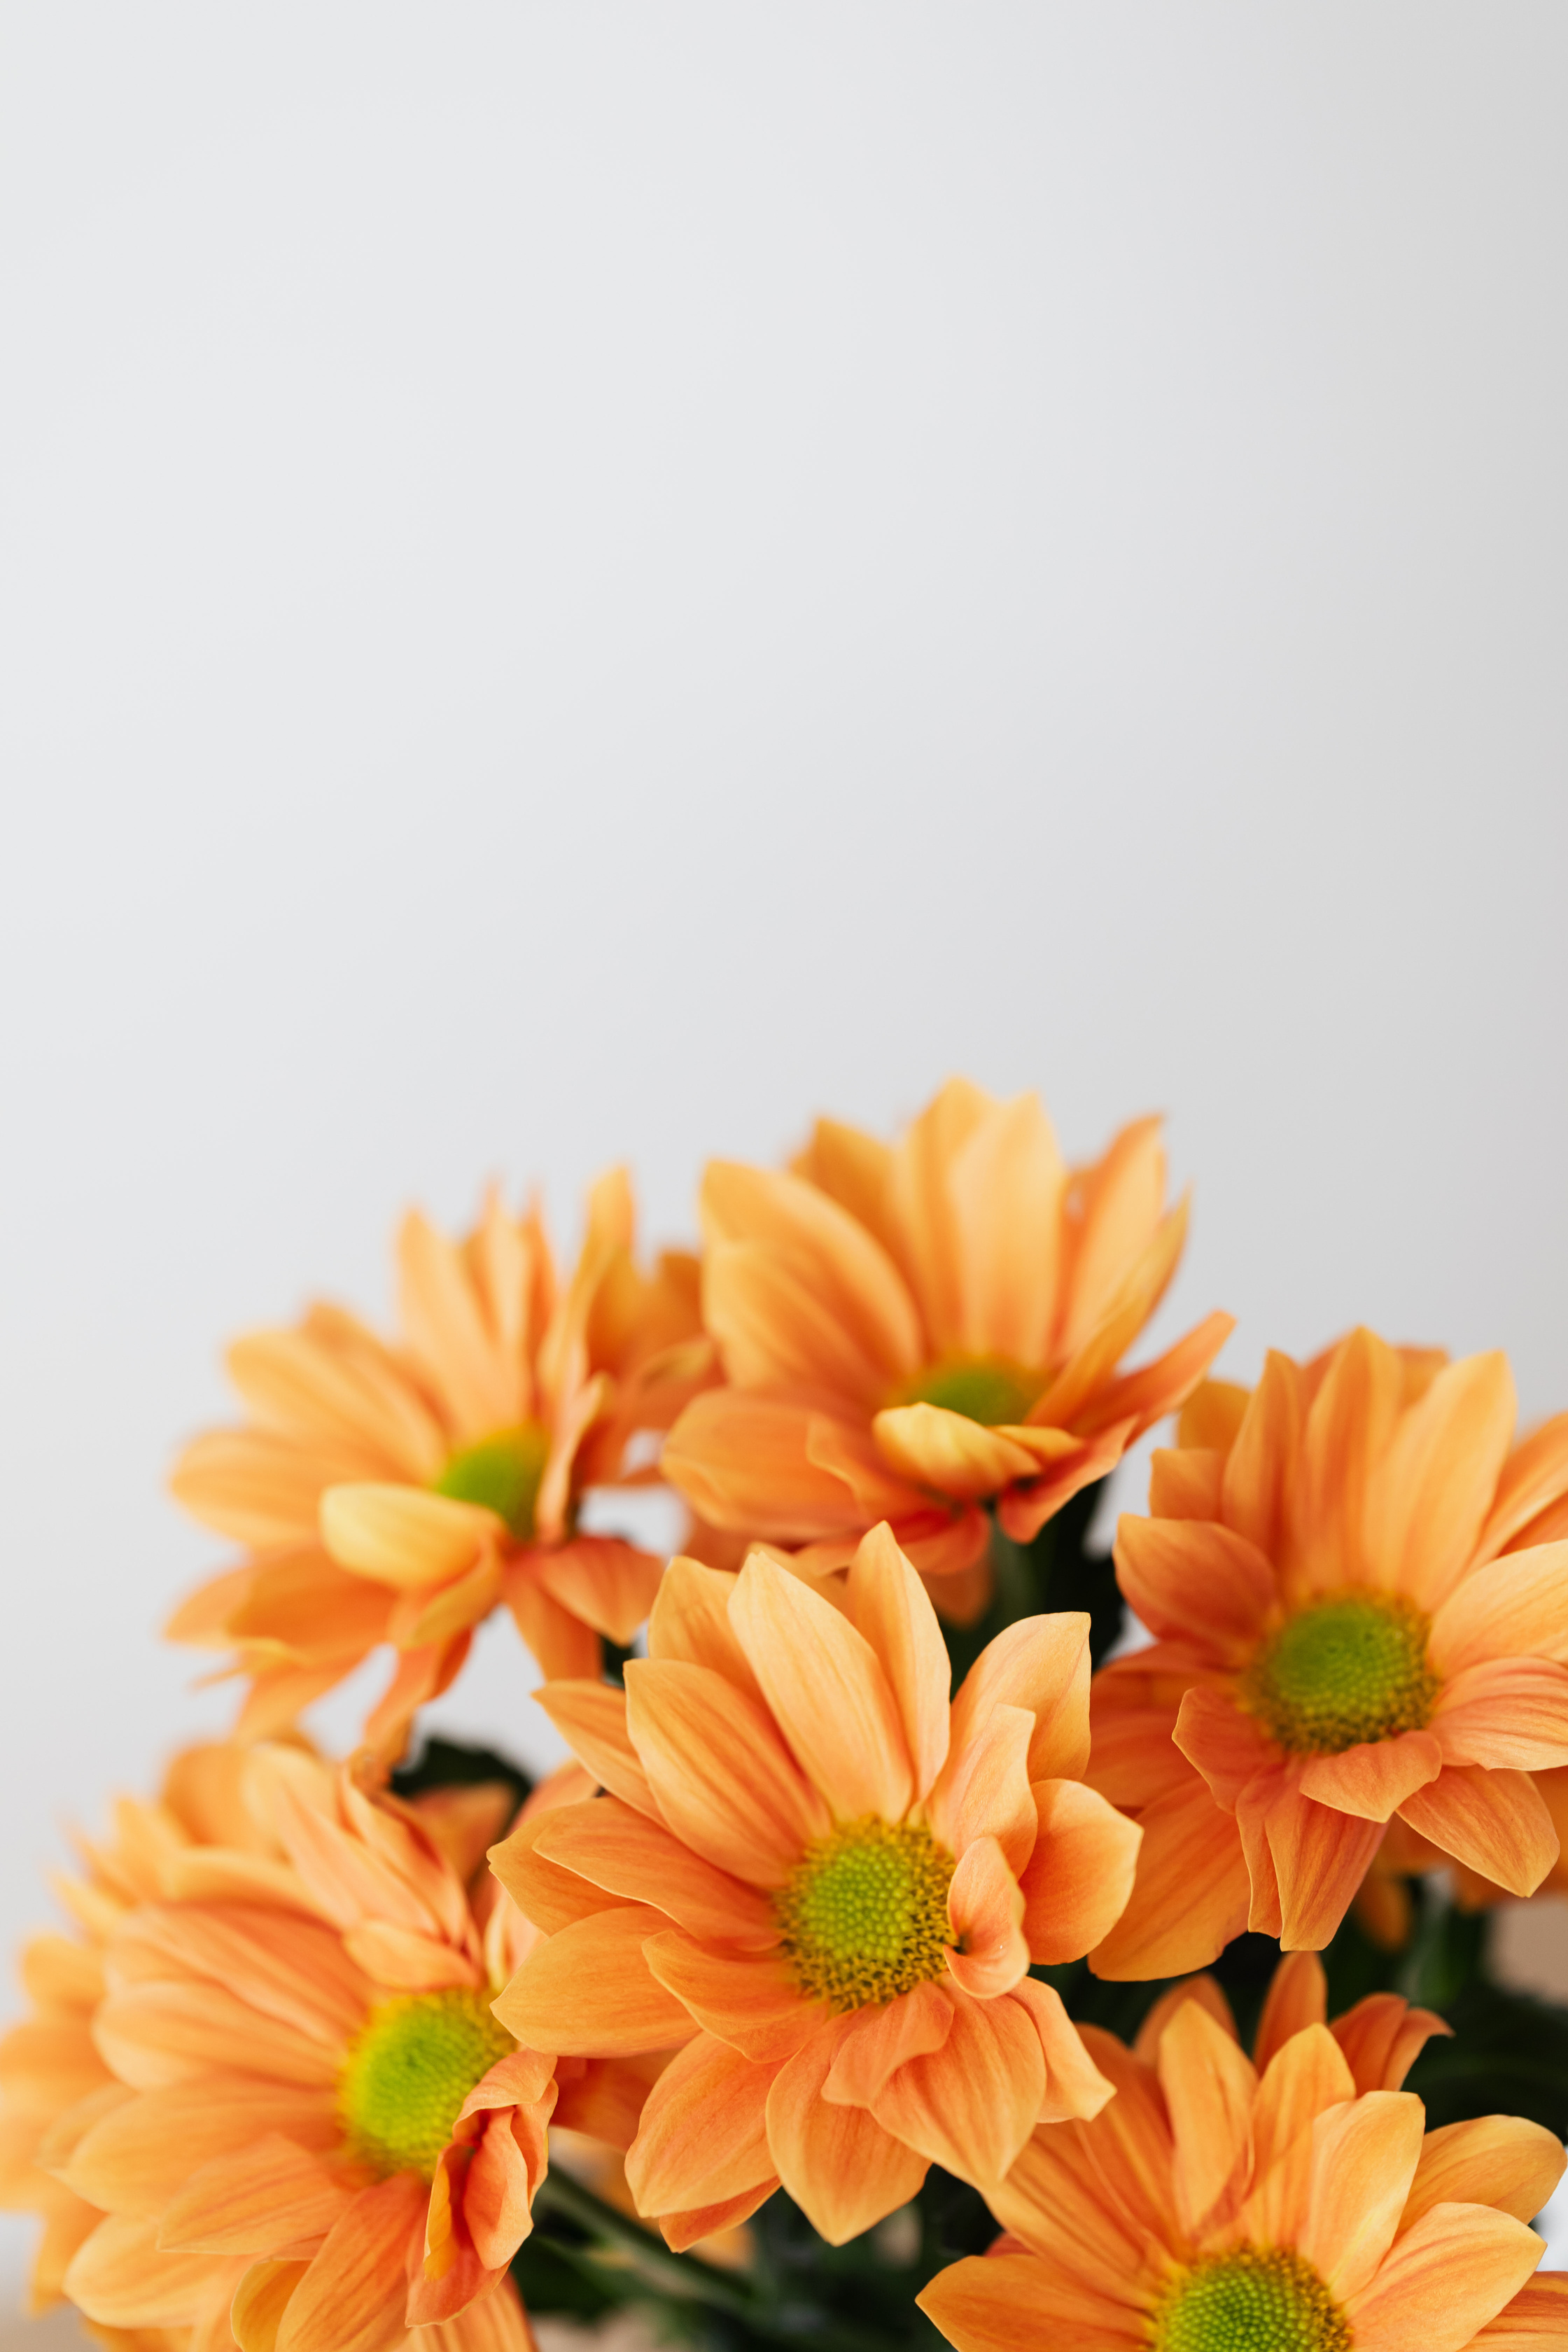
[1152,2247,1350,2352]
[432,1422,551,1540]
[1240,1590,1438,1756]
[774,1816,954,2012]
[896,1354,1044,1427]
[338,1987,514,2179]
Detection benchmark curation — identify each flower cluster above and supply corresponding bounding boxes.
[3,1078,1566,2352]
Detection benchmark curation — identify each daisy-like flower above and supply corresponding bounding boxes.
[0,1743,649,2352]
[489,1522,1142,2246]
[662,1079,1232,1616]
[169,1170,709,1748]
[1088,1331,1568,1976]
[917,1975,1568,2352]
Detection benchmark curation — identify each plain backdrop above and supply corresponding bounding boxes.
[2,0,1567,2308]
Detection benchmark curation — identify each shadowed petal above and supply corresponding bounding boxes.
[764,2025,929,2244]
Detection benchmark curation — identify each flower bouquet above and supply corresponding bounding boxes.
[5,1078,1568,2352]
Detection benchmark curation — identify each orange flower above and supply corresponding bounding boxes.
[489,1522,1142,2247]
[662,1079,1232,1614]
[169,1171,709,1748]
[1088,1331,1568,1975]
[0,1743,650,2352]
[918,1971,1566,2352]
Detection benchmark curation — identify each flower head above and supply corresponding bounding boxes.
[918,1968,1565,2352]
[1088,1332,1568,1975]
[489,1522,1142,2247]
[169,1171,708,1749]
[662,1079,1231,1616]
[0,1743,649,2352]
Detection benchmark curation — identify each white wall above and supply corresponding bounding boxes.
[1,0,1566,2298]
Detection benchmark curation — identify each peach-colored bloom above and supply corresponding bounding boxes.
[663,1080,1231,1616]
[0,1744,648,2352]
[1088,1333,1568,1975]
[169,1172,709,1748]
[918,1974,1567,2352]
[489,1523,1142,2247]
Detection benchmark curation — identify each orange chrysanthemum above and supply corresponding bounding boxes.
[169,1171,709,1748]
[662,1079,1232,1615]
[918,1968,1567,2352]
[1088,1331,1568,1975]
[0,1743,649,2352]
[489,1522,1142,2247]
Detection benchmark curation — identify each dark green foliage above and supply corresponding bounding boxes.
[390,1734,532,1812]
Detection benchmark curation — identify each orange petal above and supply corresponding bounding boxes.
[918,2252,1149,2352]
[1156,1999,1256,2237]
[1240,2024,1357,2248]
[658,2176,780,2251]
[418,2278,531,2352]
[92,1984,340,2091]
[1398,1767,1560,1897]
[1476,1417,1568,1565]
[1404,2118,1564,2231]
[1299,1731,1444,1821]
[1364,1352,1518,1611]
[490,1906,697,2055]
[1429,1544,1568,1677]
[1331,1992,1450,2092]
[1180,1378,1252,1452]
[642,1935,824,2064]
[1173,1686,1276,1810]
[1261,1778,1383,1949]
[158,2135,351,2255]
[872,1405,1039,1502]
[1088,1776,1251,1980]
[1113,1516,1274,1659]
[64,2212,233,2328]
[342,1923,479,1992]
[1474,2278,1568,2352]
[883,1077,997,1354]
[1150,1447,1226,1521]
[624,1658,829,1886]
[1038,1200,1189,1431]
[1253,1952,1328,2072]
[484,1809,622,1935]
[820,1982,953,2109]
[319,1485,495,1590]
[663,1392,883,1541]
[1299,2091,1425,2300]
[532,1536,664,1646]
[870,1986,1044,2187]
[361,1634,470,1754]
[647,1555,761,1699]
[727,1554,914,1820]
[66,2083,338,2220]
[505,1572,601,1681]
[1133,1977,1238,2064]
[945,1090,1066,1366]
[1346,2202,1544,2352]
[1220,1352,1304,1562]
[276,2175,424,2352]
[1435,1658,1568,1771]
[232,2258,309,2352]
[533,1681,657,1816]
[927,1702,1037,1874]
[997,1422,1135,1546]
[948,1612,1091,1783]
[986,2095,1163,2296]
[531,1797,776,1946]
[845,1523,952,1799]
[624,2031,779,2213]
[764,2022,929,2244]
[172,1429,329,1549]
[1055,1116,1168,1361]
[1073,1313,1236,1448]
[1292,1331,1404,1592]
[944,1837,1028,1999]
[1018,1778,1141,1964]
[1008,1980,1115,2122]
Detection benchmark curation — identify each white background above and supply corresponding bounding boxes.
[2,2,1567,2306]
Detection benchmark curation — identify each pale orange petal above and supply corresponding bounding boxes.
[1473,2276,1568,2352]
[1240,2023,1356,2247]
[172,1430,328,1549]
[485,1811,622,1935]
[643,1935,823,2064]
[1398,1767,1560,1896]
[1430,1545,1568,1677]
[883,1077,995,1353]
[1133,1977,1238,2064]
[531,1536,664,1645]
[946,1090,1066,1366]
[870,1987,1044,2186]
[1404,2118,1564,2231]
[764,2024,929,2244]
[1220,1352,1304,1562]
[66,2083,338,2219]
[623,2030,779,2213]
[845,1523,952,1799]
[700,1160,923,1389]
[926,1702,1037,1874]
[1347,2202,1544,2352]
[1172,1685,1277,1809]
[872,1405,1039,1502]
[1017,1778,1141,1964]
[158,2135,352,2255]
[1008,1980,1116,2122]
[1113,1516,1274,1660]
[944,1837,1028,2000]
[624,1658,830,1885]
[505,1569,601,1681]
[1089,1777,1251,1980]
[663,1392,892,1541]
[530,1797,776,1945]
[64,2213,232,2327]
[1299,1732,1444,1821]
[703,1236,902,1412]
[490,1906,697,2055]
[1253,1952,1328,2072]
[1299,2091,1426,2300]
[1476,1416,1568,1565]
[533,1681,657,1816]
[1055,1115,1165,1361]
[918,2252,1149,2352]
[1434,1658,1568,1771]
[232,2257,308,2352]
[1364,1352,1518,1610]
[319,1486,494,1592]
[820,1982,954,2109]
[1150,1448,1226,1520]
[1261,1778,1384,1949]
[949,1611,1092,1783]
[92,1984,340,2091]
[1292,1330,1404,1592]
[1331,1993,1451,2092]
[646,1555,761,1699]
[1156,1999,1256,2237]
[727,1554,914,1821]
